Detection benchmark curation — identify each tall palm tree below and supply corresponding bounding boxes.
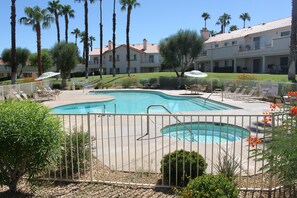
[120,0,140,77]
[75,0,96,79]
[288,0,297,82]
[89,36,95,51]
[216,13,231,33]
[19,6,53,76]
[99,0,103,79]
[71,28,80,45]
[239,12,251,28]
[62,4,75,43]
[11,0,17,84]
[48,0,62,43]
[79,31,86,63]
[112,0,116,77]
[201,12,210,30]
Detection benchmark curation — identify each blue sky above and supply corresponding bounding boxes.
[0,0,292,55]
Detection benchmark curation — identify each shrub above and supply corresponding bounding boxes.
[160,149,207,186]
[121,77,138,88]
[0,100,63,192]
[53,83,62,89]
[95,81,104,89]
[75,83,83,90]
[59,127,93,175]
[178,174,239,198]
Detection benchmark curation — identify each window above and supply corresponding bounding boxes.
[134,54,137,61]
[109,55,112,61]
[232,41,237,45]
[116,55,120,61]
[94,57,98,64]
[149,55,154,63]
[214,44,219,48]
[224,42,228,46]
[281,31,290,37]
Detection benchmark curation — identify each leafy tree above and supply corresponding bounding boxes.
[75,0,97,79]
[62,4,75,43]
[1,48,31,78]
[239,12,251,28]
[0,100,63,192]
[229,25,238,32]
[11,0,17,84]
[112,0,116,77]
[71,28,80,46]
[201,12,210,30]
[19,6,53,76]
[289,0,297,82]
[216,13,231,33]
[51,42,79,88]
[120,0,140,77]
[29,49,53,73]
[48,0,62,43]
[159,29,203,77]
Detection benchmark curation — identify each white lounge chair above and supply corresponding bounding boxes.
[234,87,258,100]
[246,88,270,103]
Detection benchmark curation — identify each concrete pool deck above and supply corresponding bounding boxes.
[43,89,270,175]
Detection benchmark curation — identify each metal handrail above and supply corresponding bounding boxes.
[137,104,193,140]
[204,89,224,104]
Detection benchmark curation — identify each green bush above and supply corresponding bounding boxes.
[160,149,207,186]
[53,83,62,89]
[75,83,83,90]
[95,81,104,89]
[121,77,138,88]
[0,100,63,192]
[60,127,93,174]
[178,174,239,198]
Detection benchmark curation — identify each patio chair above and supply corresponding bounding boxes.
[230,86,248,99]
[234,87,258,100]
[222,86,232,97]
[246,88,270,103]
[13,92,24,101]
[226,86,242,98]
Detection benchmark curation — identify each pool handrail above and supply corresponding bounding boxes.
[137,104,193,141]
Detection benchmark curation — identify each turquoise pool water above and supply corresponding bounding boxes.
[51,90,237,114]
[161,122,249,143]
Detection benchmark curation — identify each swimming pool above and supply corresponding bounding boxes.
[161,122,250,143]
[51,90,237,114]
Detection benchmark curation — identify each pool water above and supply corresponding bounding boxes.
[161,122,249,143]
[51,90,237,114]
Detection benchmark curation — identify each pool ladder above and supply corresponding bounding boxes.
[137,105,193,140]
[102,103,117,114]
[204,89,224,104]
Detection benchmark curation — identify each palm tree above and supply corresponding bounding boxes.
[99,0,103,79]
[216,13,231,33]
[19,6,53,76]
[89,36,95,51]
[62,5,75,43]
[71,28,80,45]
[120,0,140,77]
[79,31,86,63]
[75,0,96,79]
[112,0,116,77]
[288,0,297,82]
[239,12,251,28]
[48,0,62,43]
[11,0,17,84]
[201,12,210,30]
[229,25,238,32]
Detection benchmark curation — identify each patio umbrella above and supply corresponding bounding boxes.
[35,72,60,80]
[184,70,208,78]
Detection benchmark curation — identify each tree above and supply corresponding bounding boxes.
[159,29,204,77]
[0,100,63,192]
[112,0,116,77]
[62,4,75,43]
[71,28,80,46]
[19,6,53,76]
[79,31,86,63]
[99,0,103,79]
[29,49,53,73]
[229,25,238,32]
[216,13,231,33]
[47,0,62,43]
[75,0,96,79]
[1,48,31,77]
[11,0,17,84]
[89,36,96,51]
[51,42,79,88]
[288,0,297,82]
[239,12,251,28]
[201,12,210,30]
[120,0,140,77]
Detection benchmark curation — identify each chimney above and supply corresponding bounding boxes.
[108,40,112,50]
[200,29,210,41]
[143,38,147,51]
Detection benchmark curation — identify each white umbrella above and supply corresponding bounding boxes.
[35,72,60,80]
[184,70,208,78]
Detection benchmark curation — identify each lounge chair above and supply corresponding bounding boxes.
[230,86,248,99]
[234,87,258,100]
[222,86,232,97]
[13,92,24,100]
[226,86,242,98]
[246,88,270,103]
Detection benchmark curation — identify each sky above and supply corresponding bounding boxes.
[0,0,292,56]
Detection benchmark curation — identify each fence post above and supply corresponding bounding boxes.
[87,113,93,182]
[268,113,276,198]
